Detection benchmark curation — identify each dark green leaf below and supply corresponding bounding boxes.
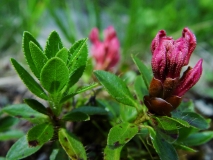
[94,71,136,107]
[56,47,68,64]
[40,57,69,94]
[2,104,49,124]
[107,122,138,148]
[44,31,63,59]
[60,83,98,103]
[0,130,24,141]
[11,58,48,100]
[134,76,148,100]
[29,41,48,78]
[62,111,89,121]
[23,31,42,78]
[59,128,87,160]
[24,99,48,115]
[6,135,42,159]
[72,106,108,115]
[27,123,54,146]
[183,131,213,146]
[149,128,178,160]
[172,111,210,130]
[0,116,19,132]
[132,55,152,89]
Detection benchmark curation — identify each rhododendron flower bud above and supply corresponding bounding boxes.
[89,26,120,71]
[144,28,202,116]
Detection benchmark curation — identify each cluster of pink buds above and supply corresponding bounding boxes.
[89,26,120,71]
[144,28,203,116]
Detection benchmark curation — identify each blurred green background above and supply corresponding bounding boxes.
[1,0,213,97]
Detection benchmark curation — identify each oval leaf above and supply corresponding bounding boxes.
[41,57,69,94]
[183,131,213,146]
[6,135,42,159]
[72,106,108,115]
[11,58,48,100]
[23,31,43,78]
[94,71,136,107]
[44,31,63,59]
[29,41,48,77]
[56,47,68,64]
[27,123,54,147]
[2,104,49,124]
[58,128,87,160]
[24,99,48,115]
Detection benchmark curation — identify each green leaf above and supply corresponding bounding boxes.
[29,41,48,78]
[58,128,87,160]
[56,47,68,64]
[72,106,108,115]
[11,58,48,100]
[172,111,210,130]
[23,31,42,78]
[120,105,138,122]
[174,144,197,152]
[104,122,138,160]
[0,130,24,141]
[45,31,63,59]
[66,39,88,88]
[2,104,49,124]
[24,99,48,115]
[27,123,54,147]
[132,55,152,89]
[183,131,213,146]
[107,122,138,147]
[0,116,19,132]
[104,146,122,160]
[62,111,90,121]
[94,71,136,107]
[149,128,178,160]
[6,135,42,159]
[50,148,69,160]
[40,57,69,94]
[134,76,148,100]
[60,83,98,103]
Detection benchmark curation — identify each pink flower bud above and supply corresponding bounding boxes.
[89,26,120,71]
[173,59,203,97]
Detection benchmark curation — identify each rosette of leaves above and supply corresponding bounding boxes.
[1,31,102,160]
[94,55,213,160]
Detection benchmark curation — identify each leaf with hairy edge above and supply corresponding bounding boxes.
[11,59,48,100]
[66,39,88,88]
[2,104,49,124]
[44,31,63,59]
[104,146,122,160]
[149,128,178,160]
[94,71,136,107]
[23,31,43,78]
[59,128,87,160]
[60,83,98,103]
[183,131,213,146]
[6,136,42,160]
[132,55,152,89]
[27,123,54,147]
[40,57,69,94]
[24,99,48,115]
[56,47,68,64]
[29,41,48,78]
[62,111,89,122]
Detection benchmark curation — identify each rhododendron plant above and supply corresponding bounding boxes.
[89,26,120,71]
[144,28,203,116]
